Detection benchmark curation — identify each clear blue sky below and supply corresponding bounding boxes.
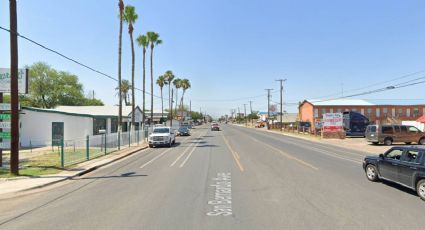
[1,0,425,117]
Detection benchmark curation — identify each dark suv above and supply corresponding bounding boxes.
[363,146,425,200]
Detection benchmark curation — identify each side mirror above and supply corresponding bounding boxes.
[379,154,384,159]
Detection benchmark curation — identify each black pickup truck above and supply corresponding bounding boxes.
[363,146,425,200]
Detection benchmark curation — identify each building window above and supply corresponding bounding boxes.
[321,108,326,115]
[406,108,411,117]
[93,118,107,135]
[314,109,318,118]
[337,108,342,113]
[414,108,419,117]
[330,108,334,113]
[345,108,349,112]
[111,118,118,133]
[392,108,396,117]
[367,108,372,117]
[361,108,365,115]
[376,108,380,118]
[397,108,403,117]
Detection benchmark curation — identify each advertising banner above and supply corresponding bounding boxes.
[322,113,343,132]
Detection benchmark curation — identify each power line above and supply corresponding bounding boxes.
[0,25,167,101]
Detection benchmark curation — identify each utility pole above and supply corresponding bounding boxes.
[238,107,241,123]
[265,89,273,130]
[249,101,253,114]
[10,0,19,175]
[189,100,192,116]
[276,79,286,132]
[243,104,247,127]
[170,89,174,128]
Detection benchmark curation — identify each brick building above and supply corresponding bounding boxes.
[298,99,425,129]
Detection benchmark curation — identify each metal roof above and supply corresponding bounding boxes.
[309,99,375,106]
[23,106,166,117]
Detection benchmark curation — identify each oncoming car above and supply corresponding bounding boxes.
[211,123,220,131]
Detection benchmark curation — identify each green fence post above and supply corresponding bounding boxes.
[30,140,32,153]
[104,134,107,155]
[86,135,90,160]
[118,131,121,150]
[60,139,64,168]
[137,129,139,145]
[128,130,131,147]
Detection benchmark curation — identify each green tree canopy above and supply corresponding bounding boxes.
[22,62,104,108]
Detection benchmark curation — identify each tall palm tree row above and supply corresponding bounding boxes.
[136,34,148,130]
[117,0,124,132]
[123,5,138,131]
[146,32,162,124]
[173,78,182,116]
[156,75,166,119]
[163,70,175,122]
[179,79,191,120]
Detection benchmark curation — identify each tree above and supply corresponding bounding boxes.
[173,78,182,115]
[118,0,124,132]
[115,79,131,105]
[163,70,175,121]
[156,75,166,119]
[179,79,191,120]
[136,34,149,128]
[123,5,138,131]
[23,62,104,108]
[147,31,162,124]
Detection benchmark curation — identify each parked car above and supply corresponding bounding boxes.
[211,123,220,131]
[148,127,176,148]
[363,146,425,200]
[343,111,370,137]
[365,124,425,146]
[177,127,190,136]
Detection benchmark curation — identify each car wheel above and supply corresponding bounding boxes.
[365,164,379,182]
[416,179,425,201]
[419,138,425,145]
[405,142,412,145]
[149,144,153,148]
[372,142,379,145]
[384,138,393,146]
[173,139,176,144]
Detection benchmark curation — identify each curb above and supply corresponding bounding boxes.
[9,146,149,195]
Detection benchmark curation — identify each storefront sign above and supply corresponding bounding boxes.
[322,113,343,131]
[0,114,11,120]
[0,68,28,94]
[0,141,10,149]
[0,122,11,129]
[0,132,11,139]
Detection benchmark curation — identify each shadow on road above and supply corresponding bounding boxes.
[75,172,147,180]
[381,180,418,197]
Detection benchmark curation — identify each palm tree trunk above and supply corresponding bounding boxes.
[168,83,171,124]
[150,46,154,125]
[160,87,163,119]
[130,31,136,132]
[180,92,185,121]
[118,0,124,132]
[142,48,146,132]
[175,89,178,116]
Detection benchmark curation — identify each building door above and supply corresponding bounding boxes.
[52,122,64,146]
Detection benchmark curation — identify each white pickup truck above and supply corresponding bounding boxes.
[148,126,176,148]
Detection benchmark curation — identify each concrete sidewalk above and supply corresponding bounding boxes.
[0,144,148,198]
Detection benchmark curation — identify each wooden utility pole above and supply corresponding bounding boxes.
[276,79,286,132]
[265,89,273,130]
[243,104,247,127]
[10,0,19,175]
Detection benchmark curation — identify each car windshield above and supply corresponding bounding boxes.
[179,127,188,131]
[153,128,169,133]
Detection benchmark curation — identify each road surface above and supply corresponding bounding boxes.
[0,124,424,230]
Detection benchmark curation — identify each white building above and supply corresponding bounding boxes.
[20,106,168,147]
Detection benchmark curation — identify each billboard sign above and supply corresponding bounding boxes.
[0,68,28,94]
[322,113,343,132]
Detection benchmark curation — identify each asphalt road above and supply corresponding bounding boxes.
[0,124,424,230]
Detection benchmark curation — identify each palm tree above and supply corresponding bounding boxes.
[163,70,175,122]
[136,34,149,130]
[123,5,138,131]
[147,32,162,124]
[115,79,131,105]
[179,79,191,120]
[117,0,124,132]
[156,75,166,119]
[173,78,182,116]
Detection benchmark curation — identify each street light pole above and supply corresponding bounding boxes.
[265,89,273,130]
[276,79,286,132]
